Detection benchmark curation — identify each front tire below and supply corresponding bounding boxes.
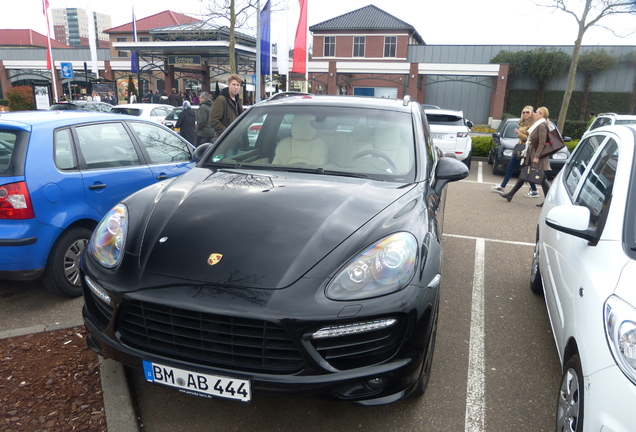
[43,227,92,297]
[556,354,584,432]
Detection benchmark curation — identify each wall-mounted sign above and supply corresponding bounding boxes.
[168,55,201,65]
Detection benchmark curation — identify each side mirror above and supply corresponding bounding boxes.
[492,132,500,139]
[194,143,212,161]
[564,136,572,142]
[466,120,473,129]
[545,205,599,245]
[433,157,469,195]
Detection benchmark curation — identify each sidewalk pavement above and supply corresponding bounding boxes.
[0,321,139,432]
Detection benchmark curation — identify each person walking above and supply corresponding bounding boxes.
[175,101,197,145]
[103,91,116,105]
[195,92,215,146]
[210,74,244,137]
[168,88,182,107]
[492,106,538,197]
[499,106,552,205]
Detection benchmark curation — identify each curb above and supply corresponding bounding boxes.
[1,322,139,432]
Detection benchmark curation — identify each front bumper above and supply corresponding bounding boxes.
[81,276,437,405]
[583,365,636,431]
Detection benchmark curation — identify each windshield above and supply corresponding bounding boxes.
[426,113,464,126]
[111,108,142,116]
[502,122,518,139]
[204,105,417,183]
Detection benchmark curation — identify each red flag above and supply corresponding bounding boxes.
[291,0,307,74]
[42,0,53,70]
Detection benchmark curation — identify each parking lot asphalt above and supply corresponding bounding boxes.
[1,157,561,432]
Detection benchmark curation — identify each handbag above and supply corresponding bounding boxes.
[519,165,545,184]
[540,128,566,157]
[512,143,526,159]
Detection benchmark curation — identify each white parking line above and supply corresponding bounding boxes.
[477,161,483,183]
[465,238,485,432]
[442,234,534,432]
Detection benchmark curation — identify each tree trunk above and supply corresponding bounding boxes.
[579,74,593,121]
[557,19,587,131]
[229,0,237,74]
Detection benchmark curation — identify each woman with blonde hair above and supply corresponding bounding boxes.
[492,105,538,197]
[500,106,552,205]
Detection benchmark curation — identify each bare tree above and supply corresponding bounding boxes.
[536,0,636,131]
[201,0,259,74]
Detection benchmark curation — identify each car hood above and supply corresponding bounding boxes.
[138,169,411,289]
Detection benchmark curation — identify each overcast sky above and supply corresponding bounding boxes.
[2,0,636,46]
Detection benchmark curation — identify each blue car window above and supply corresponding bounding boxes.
[128,122,192,163]
[75,122,140,169]
[54,128,77,170]
[0,131,17,174]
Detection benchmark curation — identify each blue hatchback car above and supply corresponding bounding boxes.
[0,111,195,296]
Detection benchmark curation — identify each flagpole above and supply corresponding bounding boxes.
[42,0,59,102]
[304,0,308,93]
[256,0,261,102]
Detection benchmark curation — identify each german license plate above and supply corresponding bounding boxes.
[142,360,251,402]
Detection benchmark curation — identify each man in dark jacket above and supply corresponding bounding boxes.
[210,74,244,137]
[175,101,197,145]
[168,88,182,107]
[195,92,215,146]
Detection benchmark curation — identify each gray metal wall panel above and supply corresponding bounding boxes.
[424,75,494,124]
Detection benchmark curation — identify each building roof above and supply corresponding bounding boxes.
[309,4,424,44]
[0,29,71,49]
[105,10,200,33]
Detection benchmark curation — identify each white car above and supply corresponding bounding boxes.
[110,103,174,124]
[531,124,636,431]
[424,108,473,168]
[582,112,636,139]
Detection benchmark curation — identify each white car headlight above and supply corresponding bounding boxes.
[503,149,514,157]
[88,203,128,269]
[326,232,418,301]
[551,152,568,160]
[605,295,636,384]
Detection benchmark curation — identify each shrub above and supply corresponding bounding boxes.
[6,86,34,111]
[471,136,491,157]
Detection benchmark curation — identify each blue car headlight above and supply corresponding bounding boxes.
[326,232,418,301]
[88,203,128,269]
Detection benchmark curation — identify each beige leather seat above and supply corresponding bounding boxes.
[358,121,412,173]
[273,114,328,165]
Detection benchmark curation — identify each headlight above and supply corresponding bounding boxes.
[551,152,568,160]
[605,295,636,384]
[88,203,128,269]
[503,149,514,157]
[326,232,418,300]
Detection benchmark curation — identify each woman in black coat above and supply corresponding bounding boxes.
[175,100,197,145]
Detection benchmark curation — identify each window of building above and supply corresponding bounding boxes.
[139,37,150,42]
[324,36,335,57]
[117,37,128,57]
[353,36,365,57]
[384,36,397,58]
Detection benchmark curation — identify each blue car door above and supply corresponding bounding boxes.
[127,121,195,180]
[74,121,156,216]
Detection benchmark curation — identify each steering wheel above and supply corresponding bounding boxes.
[352,149,397,172]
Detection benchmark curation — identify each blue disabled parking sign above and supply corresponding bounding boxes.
[61,62,73,79]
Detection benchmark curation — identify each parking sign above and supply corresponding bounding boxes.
[61,62,74,79]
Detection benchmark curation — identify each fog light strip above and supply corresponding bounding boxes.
[312,318,396,340]
[85,275,113,307]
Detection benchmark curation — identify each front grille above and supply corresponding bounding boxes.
[117,300,305,374]
[311,319,405,370]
